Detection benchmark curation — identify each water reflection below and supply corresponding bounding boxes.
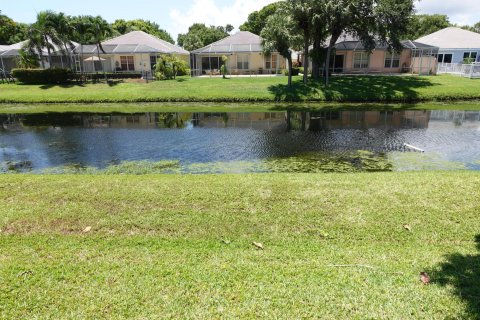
[1,110,479,173]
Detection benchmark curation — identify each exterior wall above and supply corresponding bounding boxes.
[338,49,411,73]
[77,53,190,73]
[438,49,480,64]
[193,52,286,76]
[411,56,438,75]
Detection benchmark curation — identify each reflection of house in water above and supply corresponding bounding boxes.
[194,113,287,130]
[430,111,480,127]
[80,113,159,128]
[289,110,431,131]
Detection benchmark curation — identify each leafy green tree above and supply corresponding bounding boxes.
[111,19,174,44]
[0,11,17,45]
[404,15,450,40]
[155,55,189,80]
[239,2,281,35]
[314,0,414,85]
[177,24,232,51]
[474,22,480,34]
[261,11,302,87]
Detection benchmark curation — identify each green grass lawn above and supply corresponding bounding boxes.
[1,74,480,104]
[1,172,479,319]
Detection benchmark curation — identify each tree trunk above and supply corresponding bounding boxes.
[44,36,52,69]
[325,44,332,86]
[303,35,309,84]
[287,55,293,88]
[312,38,320,80]
[96,44,107,81]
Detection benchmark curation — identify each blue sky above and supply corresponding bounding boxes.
[2,0,479,42]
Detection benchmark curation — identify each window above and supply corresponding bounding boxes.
[463,51,478,63]
[237,55,249,69]
[201,57,223,71]
[265,54,278,70]
[120,56,135,71]
[353,52,369,69]
[438,53,453,64]
[384,52,400,68]
[150,56,157,71]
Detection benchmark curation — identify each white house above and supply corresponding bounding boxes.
[416,27,480,64]
[74,31,190,74]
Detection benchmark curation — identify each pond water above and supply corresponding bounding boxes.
[1,110,479,173]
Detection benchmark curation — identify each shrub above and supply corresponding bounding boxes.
[298,67,304,74]
[155,55,189,80]
[12,68,72,84]
[282,68,300,76]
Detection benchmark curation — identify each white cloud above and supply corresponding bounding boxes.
[169,0,278,36]
[415,0,480,25]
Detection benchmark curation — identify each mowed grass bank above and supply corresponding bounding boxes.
[1,74,480,104]
[1,100,480,114]
[1,172,480,319]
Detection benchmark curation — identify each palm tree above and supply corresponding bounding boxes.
[33,11,64,68]
[51,12,76,70]
[71,16,93,75]
[24,26,48,69]
[261,11,302,87]
[90,16,113,79]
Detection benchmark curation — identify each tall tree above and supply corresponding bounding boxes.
[404,14,450,40]
[177,24,232,51]
[261,11,302,87]
[27,11,66,68]
[48,12,75,69]
[111,19,174,44]
[317,0,414,85]
[71,16,94,74]
[240,2,282,35]
[24,26,48,69]
[90,16,113,77]
[285,0,315,84]
[0,11,17,45]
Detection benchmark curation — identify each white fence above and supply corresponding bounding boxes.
[437,63,480,79]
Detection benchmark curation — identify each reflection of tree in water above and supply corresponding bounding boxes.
[157,113,192,129]
[429,235,480,319]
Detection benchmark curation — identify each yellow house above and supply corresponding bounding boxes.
[74,31,190,74]
[191,31,286,76]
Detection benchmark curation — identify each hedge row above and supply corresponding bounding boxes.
[12,68,72,85]
[12,68,144,84]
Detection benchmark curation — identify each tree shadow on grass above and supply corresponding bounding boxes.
[39,83,86,90]
[428,235,480,319]
[268,75,437,103]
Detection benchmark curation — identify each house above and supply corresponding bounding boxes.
[191,31,287,76]
[314,34,439,75]
[0,40,78,74]
[416,27,480,64]
[73,31,190,74]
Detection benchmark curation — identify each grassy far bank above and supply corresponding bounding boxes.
[1,100,480,114]
[0,74,480,104]
[1,172,480,319]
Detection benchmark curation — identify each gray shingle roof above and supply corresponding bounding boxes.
[99,31,189,55]
[416,27,480,49]
[0,40,79,57]
[192,31,264,54]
